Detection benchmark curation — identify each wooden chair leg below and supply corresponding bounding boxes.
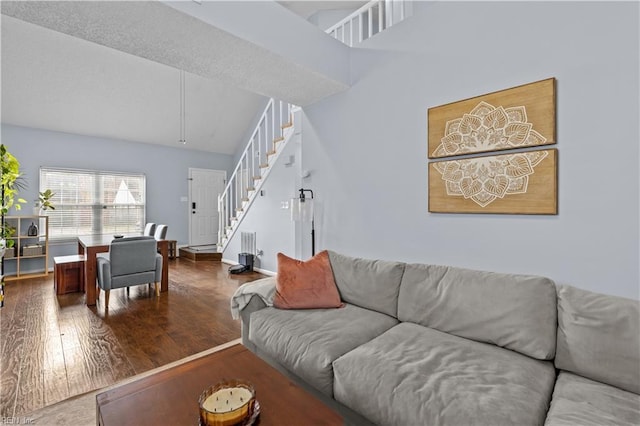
[105,290,110,308]
[154,282,160,297]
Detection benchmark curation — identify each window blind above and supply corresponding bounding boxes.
[40,168,146,240]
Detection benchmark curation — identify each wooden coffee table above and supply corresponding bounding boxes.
[96,344,342,425]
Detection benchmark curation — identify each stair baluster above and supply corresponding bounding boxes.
[217,99,296,250]
[325,0,410,47]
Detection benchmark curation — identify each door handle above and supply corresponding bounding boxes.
[192,202,196,209]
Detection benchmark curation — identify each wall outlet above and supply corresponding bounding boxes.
[281,201,289,209]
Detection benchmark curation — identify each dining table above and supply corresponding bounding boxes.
[77,235,169,306]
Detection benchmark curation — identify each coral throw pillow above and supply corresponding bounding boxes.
[274,250,343,310]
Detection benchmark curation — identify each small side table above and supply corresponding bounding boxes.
[54,255,86,295]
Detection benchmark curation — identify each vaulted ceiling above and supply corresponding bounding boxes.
[1,1,363,154]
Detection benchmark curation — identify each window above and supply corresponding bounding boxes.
[40,168,146,240]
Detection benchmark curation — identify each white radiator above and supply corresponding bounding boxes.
[241,232,256,255]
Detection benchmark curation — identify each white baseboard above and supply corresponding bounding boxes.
[255,267,276,276]
[222,258,276,276]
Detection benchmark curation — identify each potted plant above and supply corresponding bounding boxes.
[38,189,56,213]
[0,223,17,258]
[1,145,26,212]
[1,144,26,247]
[1,144,27,307]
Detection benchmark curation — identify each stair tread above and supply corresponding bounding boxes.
[266,150,277,156]
[259,163,269,169]
[273,136,285,143]
[281,122,293,129]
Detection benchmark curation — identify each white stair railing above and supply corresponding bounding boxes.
[218,99,295,250]
[325,0,410,47]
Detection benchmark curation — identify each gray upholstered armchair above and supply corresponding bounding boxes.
[96,236,162,308]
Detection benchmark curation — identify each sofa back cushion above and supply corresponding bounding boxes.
[398,263,557,360]
[328,251,405,318]
[555,285,640,394]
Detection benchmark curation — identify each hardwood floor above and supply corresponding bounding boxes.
[0,258,265,417]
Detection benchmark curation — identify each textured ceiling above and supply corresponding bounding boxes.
[0,1,357,154]
[1,15,265,154]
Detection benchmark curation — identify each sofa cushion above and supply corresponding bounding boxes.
[248,303,397,397]
[545,371,640,426]
[333,322,556,426]
[327,251,405,318]
[397,263,557,360]
[555,284,640,394]
[273,251,342,310]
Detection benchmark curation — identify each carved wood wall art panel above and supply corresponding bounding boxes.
[428,78,556,159]
[428,149,557,214]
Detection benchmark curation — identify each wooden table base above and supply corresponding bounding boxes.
[96,344,342,426]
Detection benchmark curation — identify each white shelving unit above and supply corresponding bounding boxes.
[3,215,49,281]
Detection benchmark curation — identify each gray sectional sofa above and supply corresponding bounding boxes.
[236,251,640,425]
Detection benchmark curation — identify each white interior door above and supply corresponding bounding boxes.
[189,168,226,246]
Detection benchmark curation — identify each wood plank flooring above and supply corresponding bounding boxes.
[0,258,265,417]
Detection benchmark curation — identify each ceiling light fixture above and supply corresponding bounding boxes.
[179,69,186,145]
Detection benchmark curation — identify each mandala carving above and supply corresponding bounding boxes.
[432,151,549,207]
[431,101,547,158]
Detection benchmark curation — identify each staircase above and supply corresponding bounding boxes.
[217,99,296,251]
[217,1,410,253]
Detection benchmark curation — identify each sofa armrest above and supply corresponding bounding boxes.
[230,276,276,350]
[231,276,276,317]
[240,294,269,350]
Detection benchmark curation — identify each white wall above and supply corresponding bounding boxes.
[300,1,639,299]
[1,124,233,262]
